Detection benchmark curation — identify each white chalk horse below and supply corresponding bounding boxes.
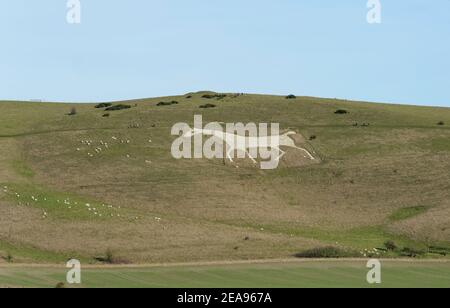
[184,128,315,163]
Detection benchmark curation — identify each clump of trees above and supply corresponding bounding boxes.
[202,94,227,100]
[68,107,77,116]
[157,101,179,106]
[295,246,357,258]
[384,240,397,251]
[105,104,131,111]
[95,103,113,109]
[199,103,217,109]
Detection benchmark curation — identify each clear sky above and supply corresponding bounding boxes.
[1,0,449,106]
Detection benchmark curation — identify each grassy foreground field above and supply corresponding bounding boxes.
[0,92,449,268]
[1,260,449,288]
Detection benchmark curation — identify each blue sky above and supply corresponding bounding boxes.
[0,0,449,106]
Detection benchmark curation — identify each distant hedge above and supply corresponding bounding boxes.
[157,101,179,106]
[335,109,348,114]
[199,103,217,109]
[295,246,357,258]
[95,103,113,109]
[105,104,132,111]
[202,94,227,100]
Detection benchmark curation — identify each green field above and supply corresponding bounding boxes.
[1,260,449,288]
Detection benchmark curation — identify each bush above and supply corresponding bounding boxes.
[186,95,192,99]
[295,246,357,258]
[157,101,178,106]
[428,246,450,256]
[105,104,132,111]
[286,94,296,99]
[2,252,13,263]
[68,107,77,116]
[55,282,66,288]
[105,249,114,264]
[335,109,348,114]
[400,247,426,258]
[384,240,397,251]
[95,103,113,109]
[102,113,110,118]
[309,135,317,141]
[95,249,130,264]
[202,94,227,100]
[437,121,445,126]
[199,103,217,109]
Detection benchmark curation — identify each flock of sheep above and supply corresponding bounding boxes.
[77,135,152,164]
[2,185,166,226]
[1,185,140,221]
[0,135,160,221]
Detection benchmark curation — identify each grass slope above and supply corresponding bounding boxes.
[0,92,449,265]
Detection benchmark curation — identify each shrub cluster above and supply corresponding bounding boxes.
[202,94,227,100]
[68,108,77,116]
[400,247,427,258]
[2,252,13,263]
[199,103,217,109]
[335,109,348,114]
[384,240,397,251]
[157,101,179,106]
[105,104,132,111]
[295,246,357,258]
[95,103,113,109]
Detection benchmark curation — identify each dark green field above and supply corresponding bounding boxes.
[1,260,449,288]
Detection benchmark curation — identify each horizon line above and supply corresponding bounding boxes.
[0,92,449,109]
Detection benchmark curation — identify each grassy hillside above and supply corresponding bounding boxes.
[0,92,449,264]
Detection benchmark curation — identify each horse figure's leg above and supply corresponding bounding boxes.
[245,150,258,164]
[292,146,315,160]
[281,136,315,161]
[226,148,235,163]
[275,147,286,162]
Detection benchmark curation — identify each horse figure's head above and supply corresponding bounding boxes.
[284,131,297,136]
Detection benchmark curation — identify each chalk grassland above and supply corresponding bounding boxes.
[0,260,449,288]
[0,93,449,265]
